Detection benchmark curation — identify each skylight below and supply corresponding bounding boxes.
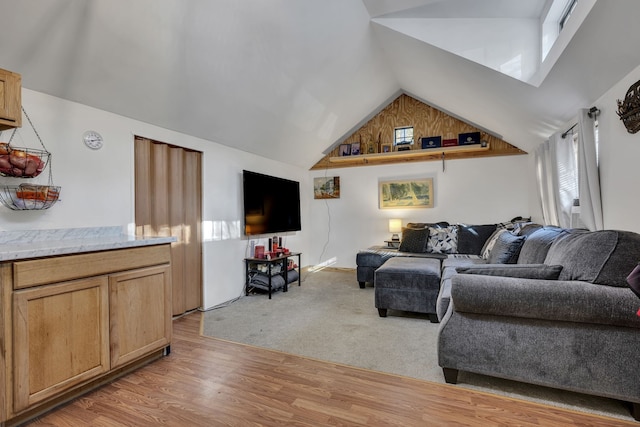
[542,0,579,62]
[368,0,596,87]
[560,0,578,30]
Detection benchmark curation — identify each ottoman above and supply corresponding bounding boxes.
[374,257,441,323]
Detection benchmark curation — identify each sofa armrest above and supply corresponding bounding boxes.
[450,274,640,328]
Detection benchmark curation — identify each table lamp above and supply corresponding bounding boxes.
[388,218,402,241]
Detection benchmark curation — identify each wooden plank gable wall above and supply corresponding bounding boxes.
[311,94,526,170]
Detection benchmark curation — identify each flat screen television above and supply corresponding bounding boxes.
[242,170,301,236]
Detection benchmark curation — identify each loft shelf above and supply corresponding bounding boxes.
[329,143,489,163]
[310,143,502,170]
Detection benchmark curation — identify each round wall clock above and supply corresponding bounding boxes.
[83,130,104,150]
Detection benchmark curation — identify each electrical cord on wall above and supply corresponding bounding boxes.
[317,167,332,265]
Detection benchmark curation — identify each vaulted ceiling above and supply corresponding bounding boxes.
[0,0,638,169]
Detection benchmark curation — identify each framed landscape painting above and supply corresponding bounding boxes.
[379,178,433,209]
[314,176,341,199]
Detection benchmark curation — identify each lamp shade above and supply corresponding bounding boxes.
[388,218,402,233]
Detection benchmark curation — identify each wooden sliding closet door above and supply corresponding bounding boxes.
[135,137,202,316]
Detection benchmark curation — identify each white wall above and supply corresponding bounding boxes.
[593,63,640,233]
[1,89,310,310]
[307,154,532,269]
[15,69,639,308]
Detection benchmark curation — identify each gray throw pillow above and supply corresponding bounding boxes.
[487,231,526,264]
[456,264,563,280]
[398,227,429,253]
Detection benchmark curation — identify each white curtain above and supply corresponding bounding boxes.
[576,108,604,230]
[535,139,558,226]
[535,131,577,228]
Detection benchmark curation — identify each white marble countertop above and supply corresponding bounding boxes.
[0,226,176,261]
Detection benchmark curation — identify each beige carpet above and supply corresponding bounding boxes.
[202,268,632,421]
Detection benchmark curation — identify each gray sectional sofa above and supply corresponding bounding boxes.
[356,222,640,420]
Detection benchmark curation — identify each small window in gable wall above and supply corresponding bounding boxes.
[394,126,413,147]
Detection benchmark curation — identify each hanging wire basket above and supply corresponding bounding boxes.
[0,107,61,210]
[0,184,61,210]
[0,144,49,178]
[0,113,51,178]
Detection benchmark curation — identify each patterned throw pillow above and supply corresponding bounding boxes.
[427,226,458,254]
[481,228,507,260]
[398,227,429,253]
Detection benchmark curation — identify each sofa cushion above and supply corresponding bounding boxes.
[427,225,458,254]
[517,226,566,264]
[596,230,640,288]
[487,231,526,264]
[544,229,640,288]
[398,227,429,253]
[456,264,563,280]
[457,224,497,255]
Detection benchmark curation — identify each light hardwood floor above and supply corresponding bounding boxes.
[24,312,636,426]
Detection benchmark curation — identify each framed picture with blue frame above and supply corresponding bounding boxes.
[421,136,442,149]
[458,131,481,145]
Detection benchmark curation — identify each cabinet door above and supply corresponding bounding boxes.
[0,69,21,129]
[109,265,171,368]
[13,277,109,412]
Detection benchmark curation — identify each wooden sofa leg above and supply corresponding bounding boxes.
[377,308,387,317]
[629,401,640,421]
[442,368,459,384]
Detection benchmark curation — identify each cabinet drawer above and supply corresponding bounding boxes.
[13,244,171,289]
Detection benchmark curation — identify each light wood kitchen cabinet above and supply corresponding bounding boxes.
[0,68,21,130]
[0,244,172,426]
[109,265,171,368]
[12,276,110,412]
